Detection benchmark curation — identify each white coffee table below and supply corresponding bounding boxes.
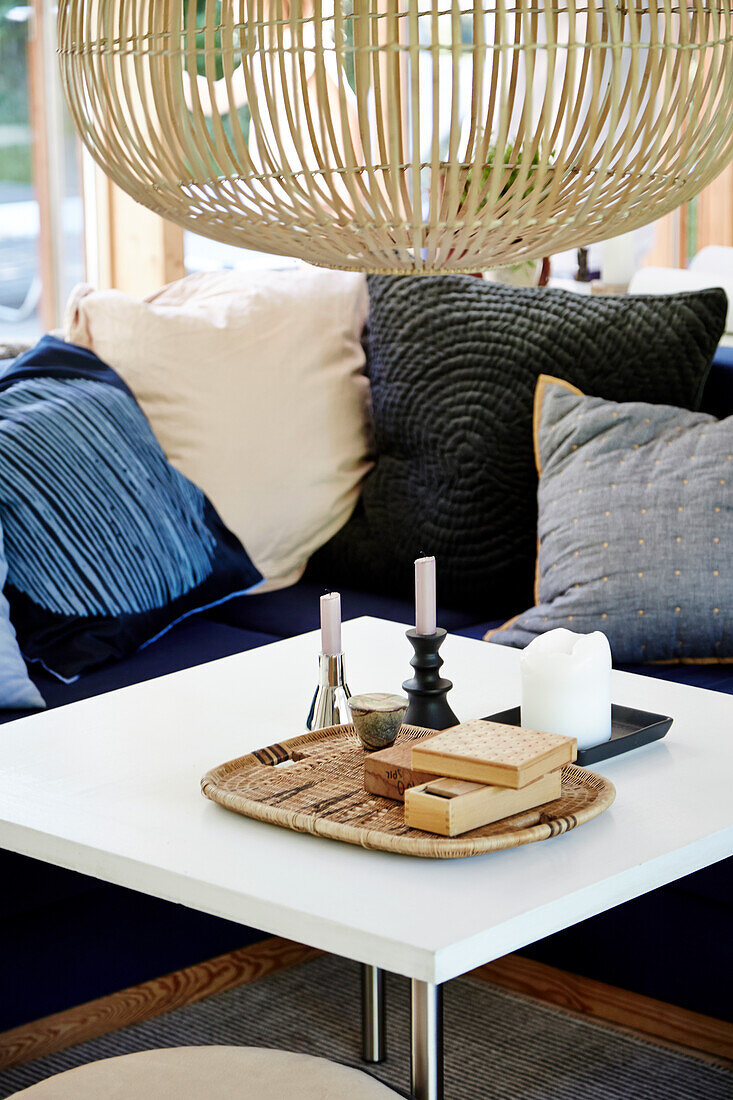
[1,617,731,1099]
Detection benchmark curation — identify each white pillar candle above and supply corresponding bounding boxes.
[520,629,612,750]
[414,556,437,636]
[600,231,636,287]
[320,591,342,656]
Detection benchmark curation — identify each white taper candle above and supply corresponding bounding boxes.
[320,591,341,656]
[414,556,437,636]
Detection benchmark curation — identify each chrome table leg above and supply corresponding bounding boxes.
[361,963,386,1063]
[411,978,444,1100]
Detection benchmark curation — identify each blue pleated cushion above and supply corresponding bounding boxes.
[0,337,262,681]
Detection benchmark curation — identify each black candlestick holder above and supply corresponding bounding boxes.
[402,627,459,731]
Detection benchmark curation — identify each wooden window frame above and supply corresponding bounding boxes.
[83,161,185,299]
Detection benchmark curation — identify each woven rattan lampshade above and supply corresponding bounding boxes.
[59,0,733,273]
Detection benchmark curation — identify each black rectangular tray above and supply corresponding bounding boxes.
[483,704,673,766]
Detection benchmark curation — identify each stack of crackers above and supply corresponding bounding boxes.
[364,719,576,837]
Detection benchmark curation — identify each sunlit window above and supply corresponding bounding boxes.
[0,0,84,349]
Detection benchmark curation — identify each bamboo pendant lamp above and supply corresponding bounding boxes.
[58,0,733,274]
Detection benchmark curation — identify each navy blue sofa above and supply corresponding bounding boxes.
[2,349,732,1034]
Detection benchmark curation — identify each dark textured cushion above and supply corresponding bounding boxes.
[311,278,726,614]
[0,337,262,681]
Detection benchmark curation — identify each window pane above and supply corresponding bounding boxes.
[0,1,38,347]
[0,0,84,350]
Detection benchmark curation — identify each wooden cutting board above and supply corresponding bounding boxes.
[201,724,614,859]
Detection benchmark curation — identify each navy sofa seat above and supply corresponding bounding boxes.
[2,346,732,1032]
[1,865,267,1033]
[701,342,733,418]
[1,617,278,1029]
[0,618,279,727]
[211,576,483,638]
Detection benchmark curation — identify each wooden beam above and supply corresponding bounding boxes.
[87,168,185,298]
[108,186,185,297]
[0,937,321,1073]
[642,208,686,269]
[474,953,733,1065]
[27,0,58,329]
[693,36,733,255]
[696,162,733,253]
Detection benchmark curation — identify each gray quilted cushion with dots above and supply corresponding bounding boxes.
[310,276,726,615]
[491,380,732,662]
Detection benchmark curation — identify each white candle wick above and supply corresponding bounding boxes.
[415,556,437,636]
[320,592,341,656]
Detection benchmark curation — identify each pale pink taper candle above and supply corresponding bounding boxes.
[414,556,437,636]
[320,591,342,655]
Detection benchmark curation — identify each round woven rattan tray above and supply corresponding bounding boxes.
[201,724,615,858]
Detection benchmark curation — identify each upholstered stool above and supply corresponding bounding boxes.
[10,1046,401,1098]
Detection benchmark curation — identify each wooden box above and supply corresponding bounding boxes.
[404,769,563,837]
[411,719,577,789]
[364,739,436,801]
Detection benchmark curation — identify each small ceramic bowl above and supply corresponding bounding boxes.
[349,692,408,751]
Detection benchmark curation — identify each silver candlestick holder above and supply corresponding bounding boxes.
[306,653,351,731]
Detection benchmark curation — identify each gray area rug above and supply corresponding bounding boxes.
[1,954,730,1098]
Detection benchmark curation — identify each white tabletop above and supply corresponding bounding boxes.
[0,616,730,984]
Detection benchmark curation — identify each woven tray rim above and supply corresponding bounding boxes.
[201,724,616,859]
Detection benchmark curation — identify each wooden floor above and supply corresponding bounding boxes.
[0,938,320,1074]
[474,955,733,1066]
[1,939,730,1073]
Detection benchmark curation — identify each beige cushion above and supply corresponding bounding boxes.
[65,268,372,590]
[10,1045,400,1098]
